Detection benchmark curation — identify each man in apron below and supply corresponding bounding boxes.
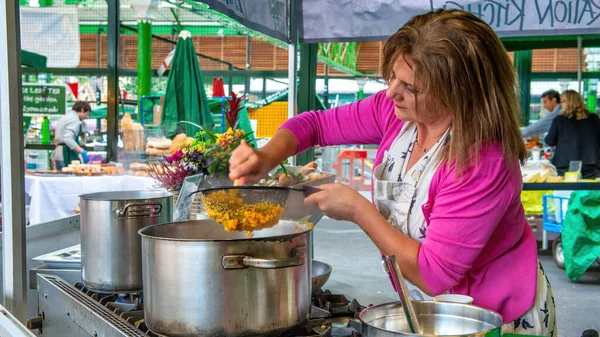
[51,101,91,170]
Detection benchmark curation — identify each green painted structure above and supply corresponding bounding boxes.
[137,21,153,121]
[514,50,533,127]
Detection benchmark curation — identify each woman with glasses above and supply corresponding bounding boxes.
[545,90,600,178]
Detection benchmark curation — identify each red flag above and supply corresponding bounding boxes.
[67,82,78,99]
[212,77,225,97]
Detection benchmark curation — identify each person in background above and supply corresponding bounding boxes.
[521,89,562,138]
[545,90,600,178]
[51,101,91,170]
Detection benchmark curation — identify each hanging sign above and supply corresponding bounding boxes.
[194,0,289,42]
[22,84,67,115]
[300,0,600,42]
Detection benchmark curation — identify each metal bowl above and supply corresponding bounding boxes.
[355,301,503,337]
[312,260,332,293]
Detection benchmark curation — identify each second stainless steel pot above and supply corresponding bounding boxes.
[353,301,503,337]
[80,190,172,293]
[139,219,311,337]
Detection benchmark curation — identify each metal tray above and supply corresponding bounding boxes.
[33,244,81,269]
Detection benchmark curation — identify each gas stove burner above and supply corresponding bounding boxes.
[135,321,161,337]
[284,316,362,337]
[67,281,365,337]
[72,282,158,336]
[312,289,367,317]
[74,282,143,307]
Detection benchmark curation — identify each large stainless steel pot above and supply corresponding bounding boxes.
[80,191,172,293]
[352,301,503,337]
[139,219,311,337]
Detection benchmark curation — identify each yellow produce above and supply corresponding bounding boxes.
[202,190,284,233]
[523,173,540,183]
[537,172,550,183]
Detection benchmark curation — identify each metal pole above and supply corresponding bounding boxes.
[171,27,176,51]
[245,36,251,96]
[514,50,532,127]
[0,0,27,322]
[96,27,102,69]
[288,0,298,166]
[228,64,233,94]
[297,43,317,166]
[262,76,267,99]
[578,36,583,94]
[324,65,329,108]
[107,0,120,160]
[137,20,152,121]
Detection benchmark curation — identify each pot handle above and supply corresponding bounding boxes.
[115,203,163,218]
[222,246,306,270]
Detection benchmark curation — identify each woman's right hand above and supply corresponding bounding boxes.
[229,140,275,185]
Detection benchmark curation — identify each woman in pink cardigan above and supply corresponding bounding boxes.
[230,9,555,336]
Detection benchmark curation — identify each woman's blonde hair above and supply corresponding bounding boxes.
[560,90,589,120]
[381,10,526,172]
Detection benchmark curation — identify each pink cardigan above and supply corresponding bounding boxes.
[281,90,538,323]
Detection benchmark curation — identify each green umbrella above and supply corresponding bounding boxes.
[21,50,47,68]
[162,31,214,137]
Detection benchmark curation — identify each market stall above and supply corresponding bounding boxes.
[24,174,158,225]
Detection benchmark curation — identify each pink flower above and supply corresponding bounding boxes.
[166,150,183,164]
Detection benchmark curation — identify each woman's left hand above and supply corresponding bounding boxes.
[304,183,371,222]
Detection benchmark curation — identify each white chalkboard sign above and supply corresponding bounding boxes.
[173,174,204,222]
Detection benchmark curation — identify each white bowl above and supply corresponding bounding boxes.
[434,294,474,304]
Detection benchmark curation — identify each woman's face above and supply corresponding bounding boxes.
[385,56,418,121]
[560,96,567,110]
[385,56,446,124]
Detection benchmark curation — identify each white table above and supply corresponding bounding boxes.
[24,175,161,225]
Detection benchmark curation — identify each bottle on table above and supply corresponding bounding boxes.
[41,116,50,144]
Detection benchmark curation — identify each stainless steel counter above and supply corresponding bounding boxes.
[0,215,81,319]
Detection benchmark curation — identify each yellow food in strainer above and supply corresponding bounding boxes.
[202,190,284,233]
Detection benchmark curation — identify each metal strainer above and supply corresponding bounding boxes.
[191,186,320,204]
[189,186,321,231]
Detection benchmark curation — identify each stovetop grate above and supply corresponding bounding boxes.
[50,278,150,337]
[67,282,366,337]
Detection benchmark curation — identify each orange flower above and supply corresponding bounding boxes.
[216,128,245,149]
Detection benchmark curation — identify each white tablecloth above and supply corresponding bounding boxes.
[24,175,161,225]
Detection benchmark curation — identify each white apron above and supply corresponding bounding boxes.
[372,123,556,336]
[373,122,449,300]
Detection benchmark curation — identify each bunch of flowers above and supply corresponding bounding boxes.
[149,91,253,191]
[147,160,190,191]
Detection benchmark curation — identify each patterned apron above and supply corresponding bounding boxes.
[372,123,557,336]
